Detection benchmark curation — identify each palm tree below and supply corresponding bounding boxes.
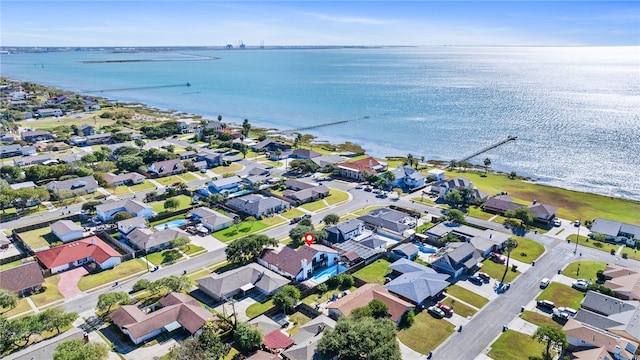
[381,170,396,190]
[500,237,519,284]
[406,153,415,168]
[449,160,457,169]
[420,156,425,169]
[484,157,492,174]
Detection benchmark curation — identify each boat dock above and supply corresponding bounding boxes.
[280,116,369,134]
[86,82,191,93]
[458,135,517,162]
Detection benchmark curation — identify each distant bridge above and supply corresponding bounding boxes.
[458,135,518,162]
[86,82,191,93]
[280,116,370,134]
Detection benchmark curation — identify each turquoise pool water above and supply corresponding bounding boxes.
[311,264,348,283]
[154,219,187,231]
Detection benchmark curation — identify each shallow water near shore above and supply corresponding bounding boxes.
[2,46,639,200]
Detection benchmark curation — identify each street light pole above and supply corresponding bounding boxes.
[574,218,581,255]
[144,240,149,272]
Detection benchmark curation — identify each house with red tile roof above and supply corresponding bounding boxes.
[110,292,218,344]
[336,157,387,181]
[263,329,295,352]
[35,236,121,274]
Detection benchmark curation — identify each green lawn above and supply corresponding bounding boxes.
[0,298,33,319]
[281,208,305,219]
[179,172,199,182]
[149,194,193,214]
[488,330,547,360]
[397,311,455,354]
[441,296,477,318]
[146,249,183,265]
[212,221,269,242]
[445,285,489,309]
[623,248,640,261]
[77,258,147,291]
[352,259,391,284]
[520,310,562,329]
[467,206,495,220]
[31,275,64,307]
[302,286,357,306]
[18,227,60,250]
[326,189,349,205]
[509,236,545,264]
[211,163,243,174]
[259,216,286,227]
[149,213,186,227]
[567,235,620,254]
[352,206,383,216]
[536,282,585,309]
[187,269,211,286]
[154,175,187,186]
[562,260,606,281]
[181,244,206,256]
[300,200,328,212]
[288,312,312,336]
[453,170,640,225]
[480,259,520,284]
[130,181,157,192]
[109,186,133,195]
[411,197,436,205]
[0,260,24,270]
[245,299,274,319]
[264,161,283,167]
[415,222,436,234]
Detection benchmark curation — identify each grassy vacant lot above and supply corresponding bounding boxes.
[352,259,391,284]
[32,115,115,130]
[281,208,305,219]
[567,235,620,254]
[480,260,520,284]
[397,311,455,354]
[536,282,584,309]
[454,170,640,225]
[77,258,147,291]
[300,200,328,212]
[31,275,64,307]
[211,163,243,174]
[488,330,547,360]
[510,236,545,264]
[563,260,606,281]
[147,249,183,265]
[445,285,489,309]
[326,189,349,205]
[245,299,274,319]
[149,194,193,214]
[441,296,477,318]
[18,227,58,250]
[520,310,562,329]
[212,221,269,242]
[1,298,33,319]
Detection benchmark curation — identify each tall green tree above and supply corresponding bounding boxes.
[532,325,567,360]
[272,285,301,314]
[500,237,519,284]
[234,322,263,354]
[381,170,396,190]
[96,292,130,315]
[444,189,463,207]
[0,290,18,310]
[322,213,340,225]
[163,198,180,212]
[483,157,492,174]
[318,317,401,360]
[168,320,229,360]
[225,234,277,263]
[39,307,78,334]
[241,118,251,137]
[504,207,534,225]
[54,338,109,360]
[445,209,466,224]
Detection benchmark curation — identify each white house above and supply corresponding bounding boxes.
[50,220,84,243]
[259,244,340,281]
[96,199,154,222]
[36,236,121,274]
[427,169,446,181]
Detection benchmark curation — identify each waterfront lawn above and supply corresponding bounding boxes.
[520,310,562,329]
[0,298,32,319]
[480,259,520,284]
[455,171,640,225]
[211,163,243,174]
[536,282,584,309]
[441,296,476,318]
[352,259,391,284]
[488,330,547,360]
[245,299,274,319]
[300,200,328,212]
[562,261,606,282]
[281,208,305,219]
[445,285,489,309]
[567,235,620,254]
[130,181,157,192]
[212,221,269,242]
[30,275,64,307]
[19,227,58,250]
[397,311,455,355]
[510,236,545,263]
[326,189,349,205]
[149,194,193,214]
[77,258,147,291]
[146,249,183,265]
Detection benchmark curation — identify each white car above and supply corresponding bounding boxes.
[553,219,562,227]
[574,220,581,227]
[540,278,551,289]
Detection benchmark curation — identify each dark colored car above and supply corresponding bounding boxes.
[537,300,555,310]
[290,217,302,225]
[302,214,312,219]
[477,272,491,282]
[468,275,483,285]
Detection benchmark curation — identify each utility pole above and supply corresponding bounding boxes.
[574,218,581,255]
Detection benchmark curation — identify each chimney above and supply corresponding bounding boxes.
[532,199,537,204]
[301,258,307,272]
[490,234,492,239]
[91,238,96,245]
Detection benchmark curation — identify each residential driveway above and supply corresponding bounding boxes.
[189,235,225,253]
[507,317,538,336]
[58,267,88,298]
[455,278,499,302]
[214,296,256,322]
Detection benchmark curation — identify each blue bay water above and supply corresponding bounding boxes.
[1,47,639,200]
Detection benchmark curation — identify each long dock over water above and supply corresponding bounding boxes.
[280,116,369,134]
[86,82,191,93]
[459,135,517,162]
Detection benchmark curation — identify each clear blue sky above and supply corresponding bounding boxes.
[2,1,639,46]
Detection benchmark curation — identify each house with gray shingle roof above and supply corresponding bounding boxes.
[384,258,450,306]
[227,194,289,218]
[51,220,84,243]
[484,196,558,226]
[0,262,44,297]
[325,219,369,245]
[390,165,425,190]
[45,175,99,195]
[127,228,188,252]
[436,177,487,204]
[117,217,148,235]
[431,242,482,280]
[392,243,419,260]
[282,315,336,360]
[591,218,640,247]
[148,159,184,177]
[357,207,416,238]
[197,263,289,301]
[96,198,153,222]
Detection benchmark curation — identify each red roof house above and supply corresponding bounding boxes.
[336,157,387,181]
[263,329,294,351]
[35,236,121,274]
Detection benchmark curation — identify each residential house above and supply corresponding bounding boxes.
[243,166,274,189]
[327,283,414,323]
[483,196,558,226]
[195,150,223,168]
[425,221,508,254]
[57,153,84,164]
[209,176,242,194]
[427,169,446,181]
[358,207,416,238]
[251,139,291,153]
[602,265,640,300]
[36,236,121,274]
[591,218,640,247]
[258,244,340,281]
[282,179,330,204]
[269,150,292,161]
[576,291,640,343]
[197,263,289,301]
[203,120,223,132]
[431,242,482,279]
[9,181,36,190]
[336,157,387,181]
[110,292,218,345]
[263,330,295,353]
[21,146,37,156]
[95,199,154,222]
[36,108,63,118]
[391,243,419,260]
[0,144,23,158]
[563,318,638,360]
[51,220,84,243]
[190,207,234,232]
[127,228,188,252]
[148,159,185,177]
[324,219,370,244]
[310,154,345,168]
[34,141,70,152]
[248,315,282,336]
[20,130,52,143]
[117,217,148,236]
[77,124,95,136]
[390,165,426,190]
[13,154,55,167]
[334,240,383,265]
[291,148,321,159]
[385,258,450,306]
[217,128,242,139]
[45,175,99,195]
[103,172,147,187]
[281,316,336,360]
[0,262,44,297]
[437,177,487,204]
[177,121,201,134]
[179,151,197,160]
[85,133,112,145]
[581,291,637,317]
[227,194,290,218]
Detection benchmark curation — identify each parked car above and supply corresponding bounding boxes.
[290,217,302,225]
[556,307,578,317]
[200,168,207,173]
[572,279,591,291]
[553,219,562,227]
[537,300,555,310]
[436,302,454,316]
[302,214,312,219]
[172,181,182,187]
[489,252,506,264]
[552,309,570,321]
[427,305,445,318]
[355,184,364,189]
[468,275,483,285]
[540,278,551,289]
[574,220,581,227]
[364,186,373,192]
[477,272,491,282]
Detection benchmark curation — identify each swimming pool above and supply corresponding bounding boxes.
[416,243,436,254]
[154,219,188,231]
[311,264,349,283]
